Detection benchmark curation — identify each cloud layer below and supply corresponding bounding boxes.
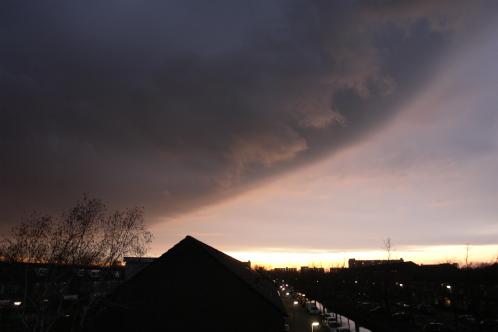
[0,1,491,226]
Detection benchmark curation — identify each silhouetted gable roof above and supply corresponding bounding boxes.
[179,235,286,316]
[93,235,288,331]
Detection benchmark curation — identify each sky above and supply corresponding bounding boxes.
[1,1,498,267]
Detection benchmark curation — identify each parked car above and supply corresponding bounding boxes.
[321,312,335,321]
[424,322,452,332]
[322,312,335,319]
[322,317,339,327]
[369,305,387,315]
[392,311,410,322]
[357,301,373,310]
[326,321,342,328]
[395,302,411,310]
[306,302,321,315]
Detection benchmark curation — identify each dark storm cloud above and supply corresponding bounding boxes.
[0,0,489,226]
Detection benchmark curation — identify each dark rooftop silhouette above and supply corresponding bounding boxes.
[90,235,287,332]
[180,236,286,315]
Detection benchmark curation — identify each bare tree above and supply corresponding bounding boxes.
[383,237,392,262]
[464,243,471,269]
[0,213,53,264]
[382,237,393,315]
[0,195,153,332]
[0,195,152,267]
[99,207,153,267]
[48,197,105,266]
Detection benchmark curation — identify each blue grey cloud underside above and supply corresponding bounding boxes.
[0,0,493,225]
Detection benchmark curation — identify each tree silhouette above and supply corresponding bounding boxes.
[0,195,153,332]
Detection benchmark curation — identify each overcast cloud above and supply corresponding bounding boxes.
[0,1,494,229]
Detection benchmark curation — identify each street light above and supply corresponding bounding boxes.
[311,321,319,332]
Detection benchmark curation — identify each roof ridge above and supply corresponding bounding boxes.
[182,235,287,316]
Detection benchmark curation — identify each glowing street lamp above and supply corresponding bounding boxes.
[13,301,22,306]
[311,321,319,332]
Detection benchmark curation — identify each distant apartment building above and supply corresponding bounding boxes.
[123,256,157,280]
[300,266,325,274]
[273,267,298,273]
[348,258,404,268]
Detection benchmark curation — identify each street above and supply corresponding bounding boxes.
[281,293,324,332]
[280,292,373,332]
